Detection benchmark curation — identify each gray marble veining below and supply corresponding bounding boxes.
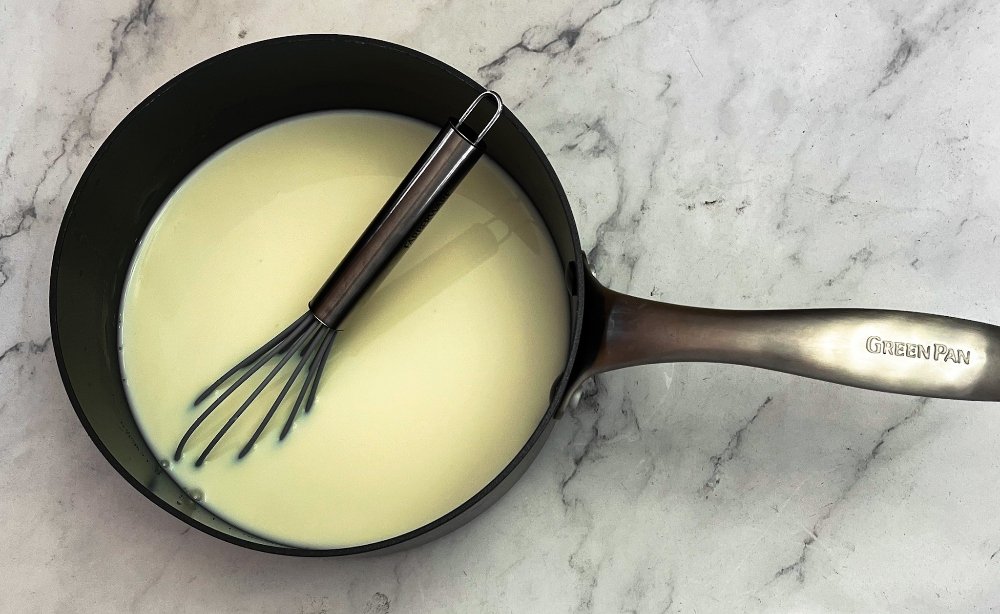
[5,0,1000,611]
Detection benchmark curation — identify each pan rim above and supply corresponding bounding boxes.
[50,33,587,556]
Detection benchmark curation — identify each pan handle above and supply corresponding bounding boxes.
[563,257,1000,411]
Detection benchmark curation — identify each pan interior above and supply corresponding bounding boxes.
[118,109,570,548]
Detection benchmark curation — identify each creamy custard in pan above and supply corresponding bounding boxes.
[119,111,569,548]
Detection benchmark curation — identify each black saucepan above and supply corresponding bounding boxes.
[51,34,1000,556]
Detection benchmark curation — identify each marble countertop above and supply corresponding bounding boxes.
[5,0,1000,611]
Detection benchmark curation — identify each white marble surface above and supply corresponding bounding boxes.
[5,0,1000,611]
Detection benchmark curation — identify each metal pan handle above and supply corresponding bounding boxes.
[563,255,1000,412]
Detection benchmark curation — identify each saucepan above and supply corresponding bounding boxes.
[51,34,1000,556]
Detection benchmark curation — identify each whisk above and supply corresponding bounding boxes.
[173,90,504,466]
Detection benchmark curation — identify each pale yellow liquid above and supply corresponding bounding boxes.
[120,112,569,548]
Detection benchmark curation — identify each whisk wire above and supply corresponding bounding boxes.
[174,314,313,462]
[192,319,319,466]
[238,323,326,459]
[192,313,311,406]
[305,330,337,415]
[279,328,335,440]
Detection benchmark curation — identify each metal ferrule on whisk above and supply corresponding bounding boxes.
[309,90,504,328]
